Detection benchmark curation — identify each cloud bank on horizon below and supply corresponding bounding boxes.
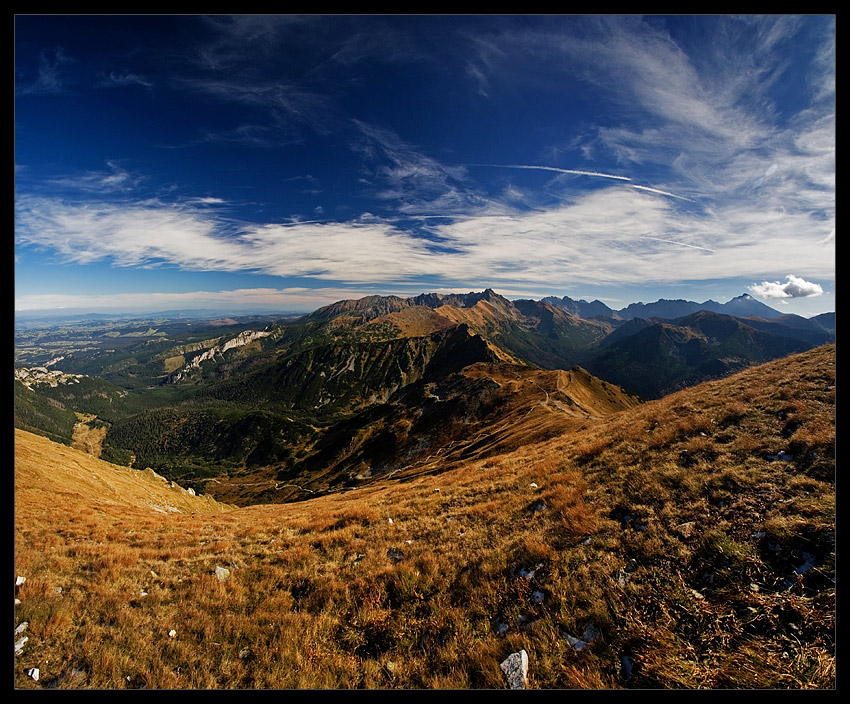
[15,15,834,315]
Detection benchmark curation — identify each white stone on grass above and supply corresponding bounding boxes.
[500,649,529,689]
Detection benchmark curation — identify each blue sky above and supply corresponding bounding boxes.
[15,15,835,316]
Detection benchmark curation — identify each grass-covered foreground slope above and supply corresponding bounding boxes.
[14,345,834,689]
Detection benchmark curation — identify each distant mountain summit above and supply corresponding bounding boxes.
[711,293,786,319]
[306,288,514,323]
[540,296,617,319]
[614,293,784,321]
[542,292,788,322]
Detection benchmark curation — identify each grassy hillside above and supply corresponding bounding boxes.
[14,345,834,689]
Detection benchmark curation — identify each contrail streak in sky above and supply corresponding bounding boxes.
[630,184,695,202]
[469,164,697,202]
[641,236,715,253]
[468,163,631,181]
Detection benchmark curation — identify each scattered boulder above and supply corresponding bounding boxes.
[15,636,28,655]
[621,655,633,680]
[15,622,28,636]
[386,547,404,563]
[16,576,26,587]
[500,649,529,689]
[532,590,545,604]
[168,629,177,638]
[214,566,231,582]
[26,667,40,681]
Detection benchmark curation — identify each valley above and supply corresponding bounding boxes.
[15,290,833,507]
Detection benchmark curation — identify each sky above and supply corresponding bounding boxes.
[15,15,835,317]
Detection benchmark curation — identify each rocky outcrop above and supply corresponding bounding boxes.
[169,329,270,382]
[14,367,83,390]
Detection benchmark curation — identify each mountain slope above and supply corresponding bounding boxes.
[14,345,834,689]
[208,362,641,505]
[585,311,814,399]
[14,428,235,515]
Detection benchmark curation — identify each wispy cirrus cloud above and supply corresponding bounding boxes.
[96,71,153,89]
[45,161,145,194]
[351,120,493,216]
[17,46,74,95]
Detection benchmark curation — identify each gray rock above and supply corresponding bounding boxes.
[564,633,588,651]
[15,622,28,636]
[500,649,529,689]
[15,636,28,655]
[386,547,404,563]
[532,590,545,604]
[214,565,231,582]
[26,667,40,681]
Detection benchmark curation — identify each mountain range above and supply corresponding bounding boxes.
[14,288,833,509]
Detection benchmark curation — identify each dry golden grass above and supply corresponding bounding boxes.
[14,345,834,689]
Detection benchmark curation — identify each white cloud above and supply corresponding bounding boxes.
[749,275,824,299]
[15,182,835,292]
